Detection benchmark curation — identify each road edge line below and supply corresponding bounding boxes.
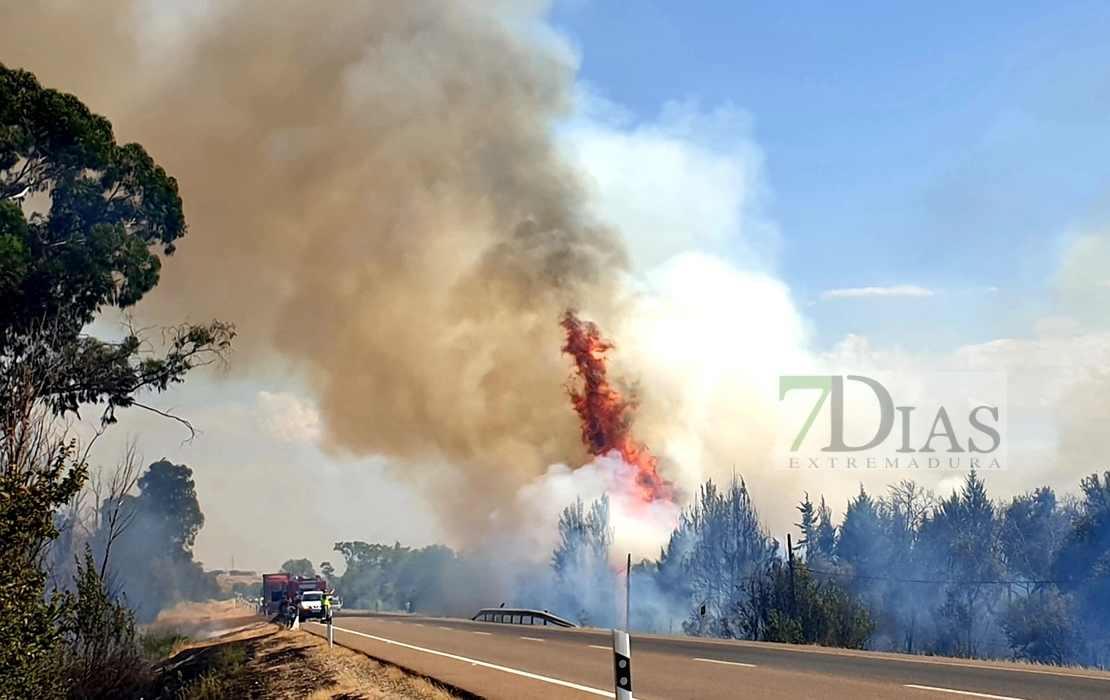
[904,683,1028,700]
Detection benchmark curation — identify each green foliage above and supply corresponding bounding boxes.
[1000,589,1076,665]
[0,202,28,297]
[138,631,190,661]
[0,61,182,325]
[811,497,837,563]
[0,537,154,699]
[0,63,230,697]
[835,486,884,574]
[395,545,455,611]
[105,460,220,622]
[0,443,85,700]
[671,477,775,638]
[172,646,250,700]
[135,460,205,555]
[1051,471,1110,664]
[280,558,316,578]
[796,494,817,553]
[333,541,458,614]
[741,559,875,649]
[0,61,234,430]
[58,549,152,699]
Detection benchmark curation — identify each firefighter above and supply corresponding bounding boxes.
[322,590,333,623]
[284,593,297,627]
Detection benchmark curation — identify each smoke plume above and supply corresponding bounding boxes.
[0,0,647,537]
[6,2,1106,570]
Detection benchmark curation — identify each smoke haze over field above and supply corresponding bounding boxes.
[2,0,1108,574]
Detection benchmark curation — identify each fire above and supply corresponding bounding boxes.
[560,310,676,503]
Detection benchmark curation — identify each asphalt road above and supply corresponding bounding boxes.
[303,613,1110,700]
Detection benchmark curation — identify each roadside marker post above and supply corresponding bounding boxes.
[612,629,633,700]
[327,616,334,648]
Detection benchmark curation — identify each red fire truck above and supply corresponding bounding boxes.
[260,573,328,615]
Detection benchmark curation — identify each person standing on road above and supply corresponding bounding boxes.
[322,590,332,623]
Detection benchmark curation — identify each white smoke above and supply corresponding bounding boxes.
[513,454,682,565]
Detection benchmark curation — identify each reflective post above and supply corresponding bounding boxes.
[612,629,633,699]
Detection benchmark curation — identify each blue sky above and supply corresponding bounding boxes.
[549,0,1110,350]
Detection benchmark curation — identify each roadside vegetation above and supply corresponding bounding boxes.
[0,58,235,699]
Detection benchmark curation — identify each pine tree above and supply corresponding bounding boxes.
[813,497,837,562]
[796,493,817,554]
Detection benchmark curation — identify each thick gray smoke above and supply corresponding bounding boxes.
[0,0,637,537]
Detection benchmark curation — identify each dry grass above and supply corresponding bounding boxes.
[283,630,467,700]
[148,599,266,640]
[154,623,464,700]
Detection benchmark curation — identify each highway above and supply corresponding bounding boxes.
[303,613,1110,700]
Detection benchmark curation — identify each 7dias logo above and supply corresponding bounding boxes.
[775,373,1007,471]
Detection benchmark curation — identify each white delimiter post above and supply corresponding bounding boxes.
[612,629,633,700]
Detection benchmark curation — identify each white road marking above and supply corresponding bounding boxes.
[326,625,611,696]
[905,685,1029,700]
[588,645,609,650]
[413,623,424,627]
[438,626,452,630]
[694,657,756,668]
[520,636,545,642]
[473,631,491,636]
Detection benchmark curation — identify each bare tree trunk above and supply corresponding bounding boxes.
[94,439,143,582]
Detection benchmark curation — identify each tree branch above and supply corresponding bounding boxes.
[130,402,199,444]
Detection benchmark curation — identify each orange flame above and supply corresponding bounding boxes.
[561,311,676,503]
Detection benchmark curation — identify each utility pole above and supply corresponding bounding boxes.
[787,534,797,617]
[625,553,632,631]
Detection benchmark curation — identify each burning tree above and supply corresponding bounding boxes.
[560,311,675,503]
